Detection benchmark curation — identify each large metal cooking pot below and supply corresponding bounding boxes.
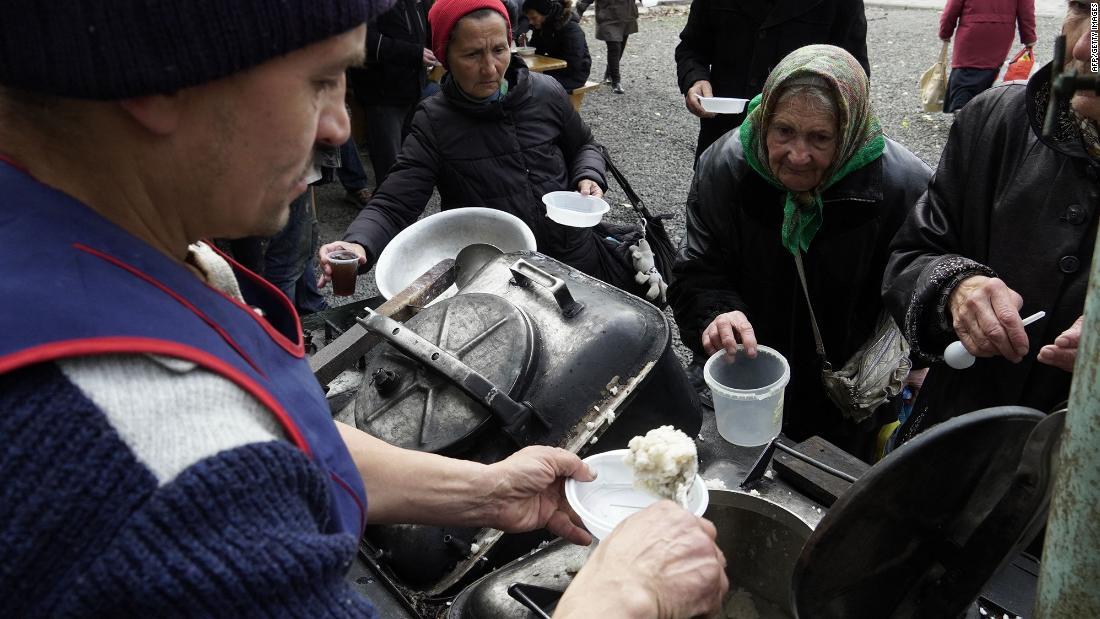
[443,489,814,618]
[711,490,812,618]
[341,249,702,605]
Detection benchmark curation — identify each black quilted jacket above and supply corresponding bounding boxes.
[343,58,615,279]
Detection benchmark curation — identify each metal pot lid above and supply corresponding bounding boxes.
[355,292,537,454]
[792,406,1063,619]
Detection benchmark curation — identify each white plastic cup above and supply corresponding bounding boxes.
[703,346,790,447]
[564,449,709,540]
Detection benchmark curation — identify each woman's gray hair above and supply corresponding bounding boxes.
[771,76,837,119]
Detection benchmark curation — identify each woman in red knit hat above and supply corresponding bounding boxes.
[320,0,655,298]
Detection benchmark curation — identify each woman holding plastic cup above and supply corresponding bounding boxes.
[669,45,932,460]
[318,0,651,299]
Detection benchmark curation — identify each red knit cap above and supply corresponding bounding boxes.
[428,0,512,69]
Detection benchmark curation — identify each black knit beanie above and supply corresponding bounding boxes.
[0,0,392,100]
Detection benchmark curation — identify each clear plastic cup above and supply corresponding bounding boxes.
[703,346,790,447]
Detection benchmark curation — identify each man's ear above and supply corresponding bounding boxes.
[118,94,181,136]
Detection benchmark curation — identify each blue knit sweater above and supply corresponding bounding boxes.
[0,363,378,617]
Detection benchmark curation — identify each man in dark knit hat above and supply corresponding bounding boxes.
[0,0,726,616]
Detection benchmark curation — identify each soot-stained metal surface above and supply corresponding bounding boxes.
[355,293,537,454]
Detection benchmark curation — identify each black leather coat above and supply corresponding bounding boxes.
[349,0,431,106]
[674,0,870,159]
[343,59,628,283]
[882,63,1099,444]
[669,133,930,454]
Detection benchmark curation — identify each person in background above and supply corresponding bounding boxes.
[670,45,930,460]
[0,0,727,614]
[221,189,329,315]
[348,0,436,190]
[501,0,532,40]
[336,135,376,206]
[882,0,1094,449]
[524,0,592,92]
[576,0,638,94]
[221,146,350,315]
[319,0,647,297]
[939,0,1036,113]
[675,0,869,162]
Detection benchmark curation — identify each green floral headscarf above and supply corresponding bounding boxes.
[738,44,884,255]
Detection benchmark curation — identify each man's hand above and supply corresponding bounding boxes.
[577,179,603,198]
[702,310,758,358]
[423,48,439,67]
[948,276,1028,362]
[479,446,596,545]
[1038,315,1083,372]
[556,502,728,619]
[316,241,367,288]
[685,80,716,118]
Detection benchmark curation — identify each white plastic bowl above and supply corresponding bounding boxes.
[565,449,709,540]
[514,46,537,56]
[542,191,610,228]
[374,207,536,299]
[695,95,749,115]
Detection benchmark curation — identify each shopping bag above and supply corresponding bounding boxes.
[1003,47,1035,82]
[919,42,949,112]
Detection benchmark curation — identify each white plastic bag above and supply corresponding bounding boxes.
[920,42,949,112]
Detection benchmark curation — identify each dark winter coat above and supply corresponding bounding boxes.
[343,58,625,282]
[530,11,592,92]
[940,0,1036,69]
[348,0,431,106]
[577,0,638,42]
[669,133,930,454]
[675,0,870,158]
[882,63,1097,445]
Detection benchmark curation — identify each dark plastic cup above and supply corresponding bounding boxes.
[328,250,359,296]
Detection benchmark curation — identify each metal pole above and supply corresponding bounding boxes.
[1034,229,1100,617]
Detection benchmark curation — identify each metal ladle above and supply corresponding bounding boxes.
[455,242,504,288]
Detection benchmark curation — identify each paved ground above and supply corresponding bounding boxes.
[314,4,1064,363]
[867,0,1065,17]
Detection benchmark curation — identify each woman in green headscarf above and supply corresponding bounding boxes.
[669,45,932,459]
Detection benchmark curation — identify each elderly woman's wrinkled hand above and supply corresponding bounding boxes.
[1037,315,1083,372]
[948,275,1028,362]
[577,179,603,198]
[703,311,758,359]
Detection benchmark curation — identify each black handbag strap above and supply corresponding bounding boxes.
[793,251,832,370]
[600,145,653,221]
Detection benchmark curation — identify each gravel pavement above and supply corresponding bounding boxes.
[314,5,1064,365]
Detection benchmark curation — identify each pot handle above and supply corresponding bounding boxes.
[509,259,584,319]
[357,308,549,445]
